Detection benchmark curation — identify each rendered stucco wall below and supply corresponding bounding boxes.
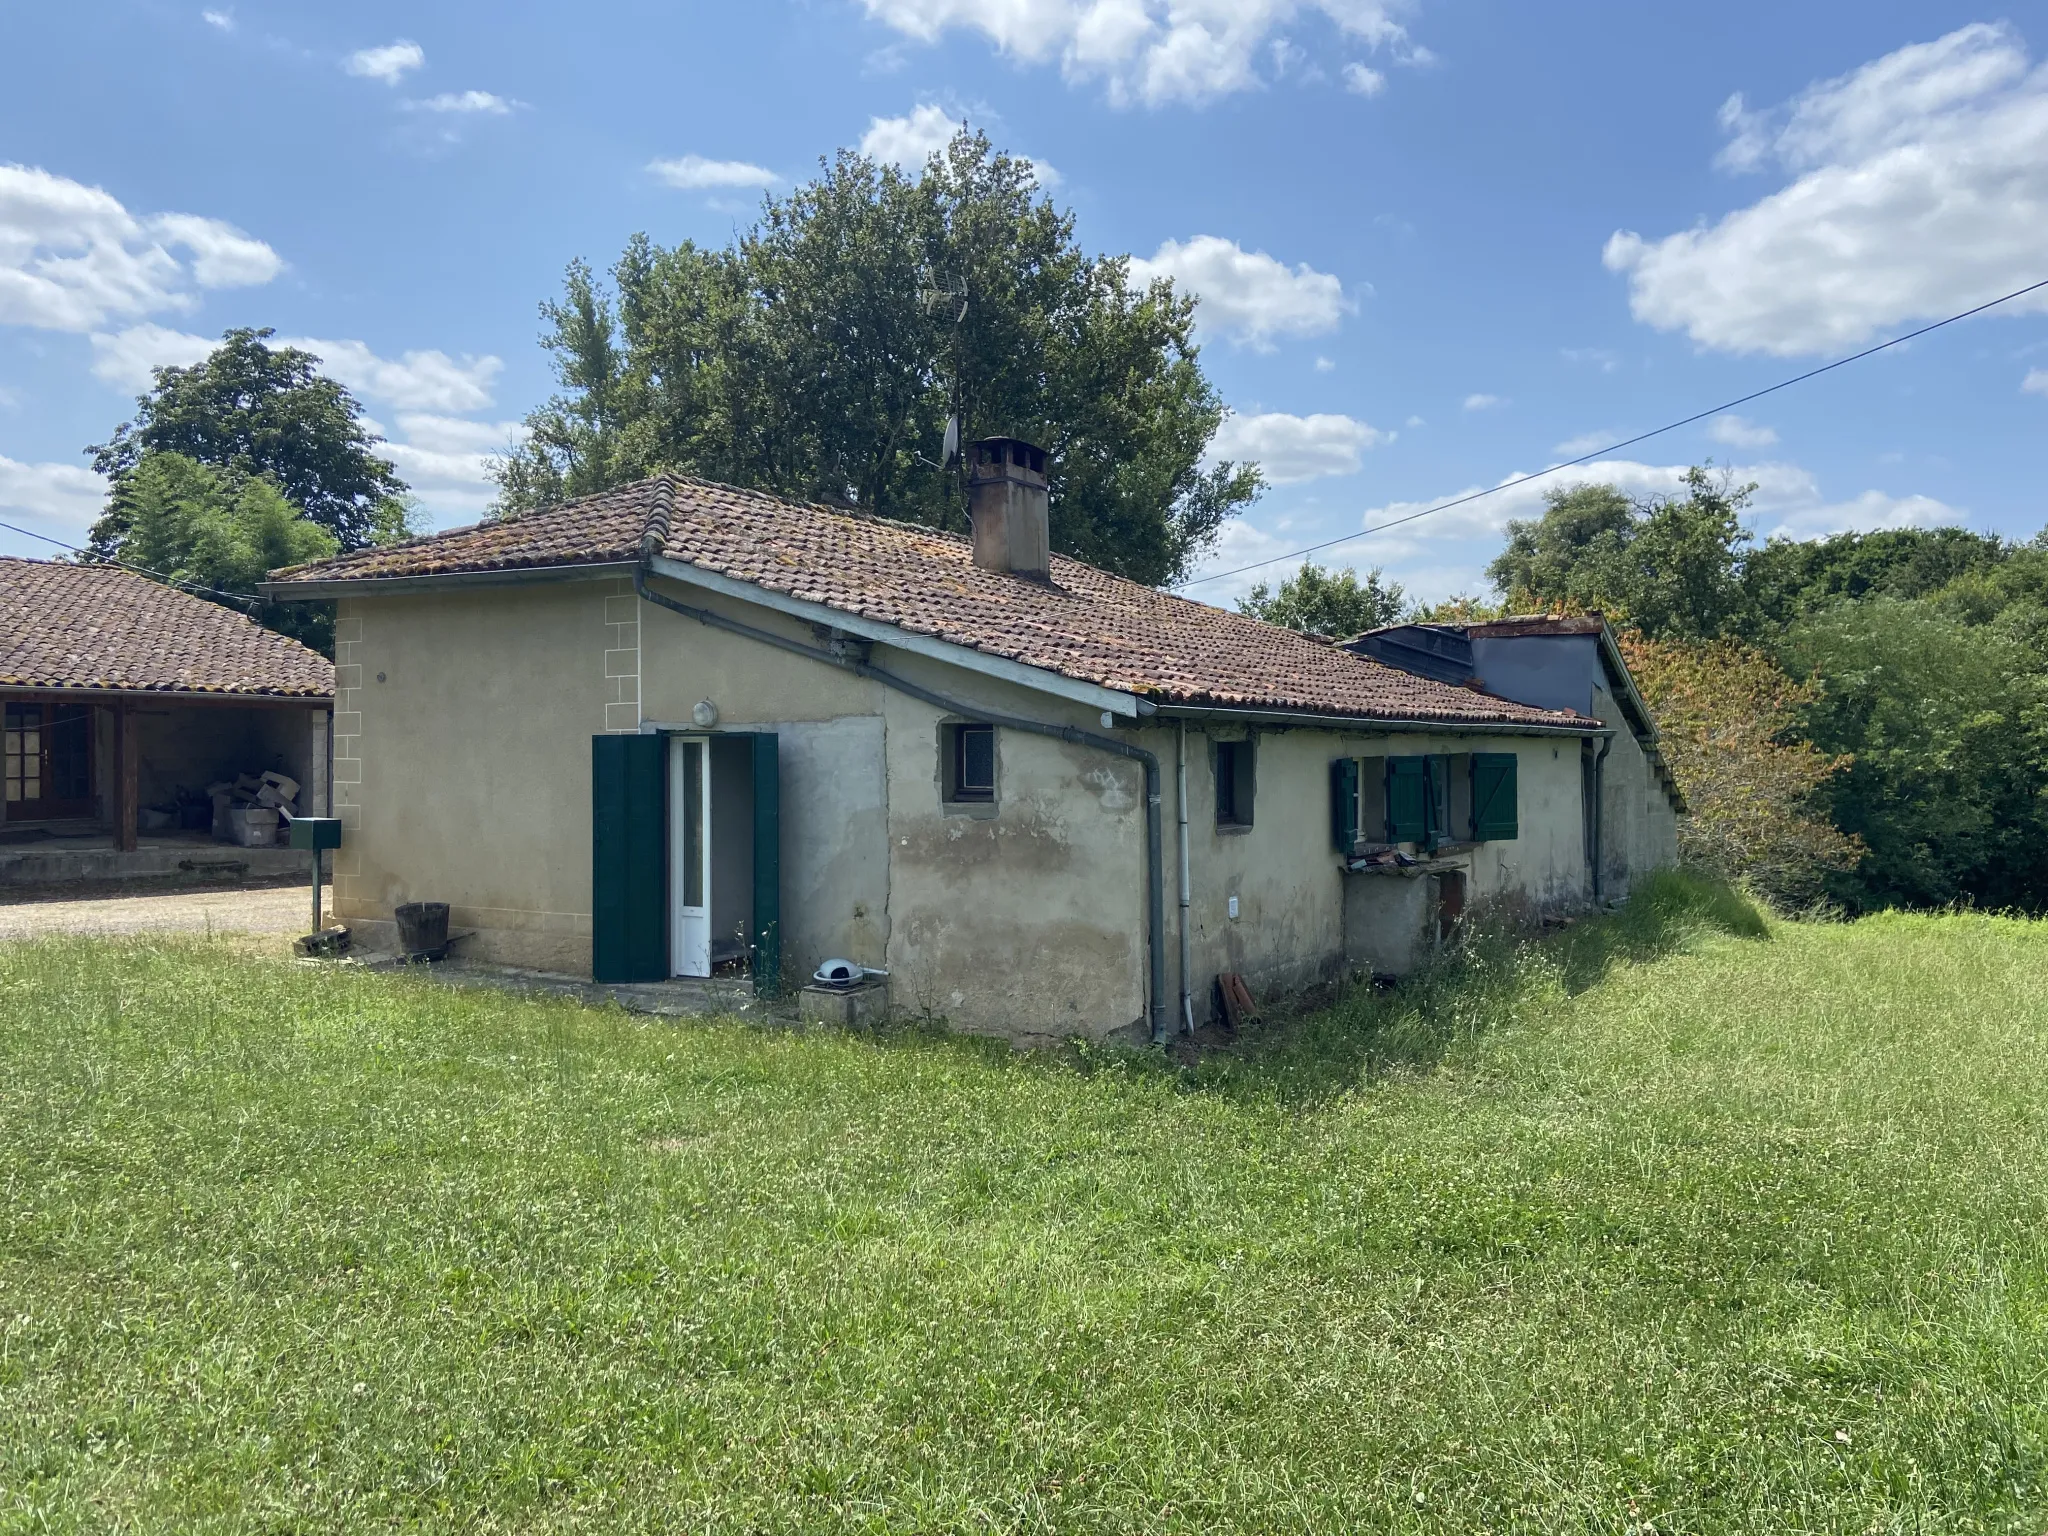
[1171,726,1599,1022]
[331,582,625,970]
[330,571,1677,1042]
[1591,684,1680,900]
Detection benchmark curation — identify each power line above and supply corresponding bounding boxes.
[0,518,264,611]
[1179,275,2048,590]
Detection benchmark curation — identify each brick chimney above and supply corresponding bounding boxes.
[967,437,1050,581]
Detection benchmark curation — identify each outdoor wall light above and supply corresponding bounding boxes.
[691,698,719,728]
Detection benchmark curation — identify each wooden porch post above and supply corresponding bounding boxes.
[114,702,139,852]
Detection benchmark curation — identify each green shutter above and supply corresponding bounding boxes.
[748,732,782,998]
[1386,756,1429,843]
[592,733,668,983]
[1424,754,1450,849]
[1472,752,1519,841]
[1330,757,1359,851]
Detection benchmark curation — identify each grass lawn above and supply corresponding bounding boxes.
[2,874,2045,1532]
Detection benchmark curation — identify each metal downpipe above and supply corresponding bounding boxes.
[1176,720,1193,1035]
[634,568,1172,1043]
[1591,735,1613,904]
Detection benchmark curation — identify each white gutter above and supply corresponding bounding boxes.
[1154,702,1606,738]
[257,560,641,599]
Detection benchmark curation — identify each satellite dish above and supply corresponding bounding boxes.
[941,414,961,468]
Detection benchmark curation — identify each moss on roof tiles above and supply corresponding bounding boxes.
[272,476,1589,730]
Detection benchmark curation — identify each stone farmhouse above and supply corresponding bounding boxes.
[264,439,1680,1043]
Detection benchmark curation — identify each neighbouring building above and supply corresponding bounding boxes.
[264,440,1680,1044]
[1,557,333,882]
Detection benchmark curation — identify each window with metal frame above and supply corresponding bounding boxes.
[1214,738,1255,828]
[947,723,996,804]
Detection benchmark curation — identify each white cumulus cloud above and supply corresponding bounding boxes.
[2025,368,2048,396]
[1462,393,1503,411]
[201,9,233,31]
[860,105,1061,185]
[1128,234,1350,347]
[1189,457,1965,605]
[282,338,502,414]
[0,455,106,534]
[1707,413,1778,448]
[648,155,778,190]
[412,90,514,115]
[1208,410,1386,483]
[0,165,281,333]
[1605,22,2048,355]
[88,323,213,386]
[1553,430,1616,456]
[375,413,529,517]
[345,40,424,84]
[86,325,504,416]
[861,103,962,166]
[858,0,1414,106]
[1342,62,1385,96]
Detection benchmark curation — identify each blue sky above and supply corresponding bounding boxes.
[3,0,2045,604]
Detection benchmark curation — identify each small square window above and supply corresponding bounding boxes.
[947,723,996,804]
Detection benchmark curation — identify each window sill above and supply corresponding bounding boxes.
[943,800,999,820]
[1214,822,1254,837]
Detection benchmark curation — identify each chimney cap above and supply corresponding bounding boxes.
[969,436,1047,478]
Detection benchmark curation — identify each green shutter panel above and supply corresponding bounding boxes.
[1386,756,1429,842]
[1471,752,1519,841]
[748,732,782,998]
[1330,757,1359,851]
[1424,754,1450,848]
[591,733,668,983]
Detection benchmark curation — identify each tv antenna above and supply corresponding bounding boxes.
[919,284,969,470]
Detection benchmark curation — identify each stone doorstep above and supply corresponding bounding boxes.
[0,842,312,887]
[349,952,775,1021]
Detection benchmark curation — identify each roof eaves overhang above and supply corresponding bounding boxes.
[1152,701,1606,738]
[641,556,1147,719]
[1596,625,1660,745]
[1590,625,1689,814]
[0,682,331,705]
[256,559,643,600]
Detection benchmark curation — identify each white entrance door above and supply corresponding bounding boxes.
[669,735,712,976]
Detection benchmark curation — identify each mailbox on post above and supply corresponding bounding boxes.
[288,817,343,852]
[288,816,344,941]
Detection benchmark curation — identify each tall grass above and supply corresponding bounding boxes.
[1,874,2044,1532]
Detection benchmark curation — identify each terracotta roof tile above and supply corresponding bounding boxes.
[0,559,333,698]
[271,476,1590,729]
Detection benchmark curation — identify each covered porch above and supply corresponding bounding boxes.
[2,690,331,886]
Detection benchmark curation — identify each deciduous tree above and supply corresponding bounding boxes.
[87,328,407,552]
[1236,561,1409,637]
[102,452,340,651]
[495,131,1260,587]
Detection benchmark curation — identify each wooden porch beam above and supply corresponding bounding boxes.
[114,703,139,852]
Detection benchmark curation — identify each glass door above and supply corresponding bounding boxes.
[4,703,94,821]
[669,735,712,977]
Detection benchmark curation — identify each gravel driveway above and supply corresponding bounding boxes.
[0,880,332,941]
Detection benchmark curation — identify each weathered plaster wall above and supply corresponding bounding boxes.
[330,581,624,970]
[1173,725,1600,1024]
[872,654,1148,1044]
[1592,685,1680,900]
[328,569,1675,1041]
[636,585,892,988]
